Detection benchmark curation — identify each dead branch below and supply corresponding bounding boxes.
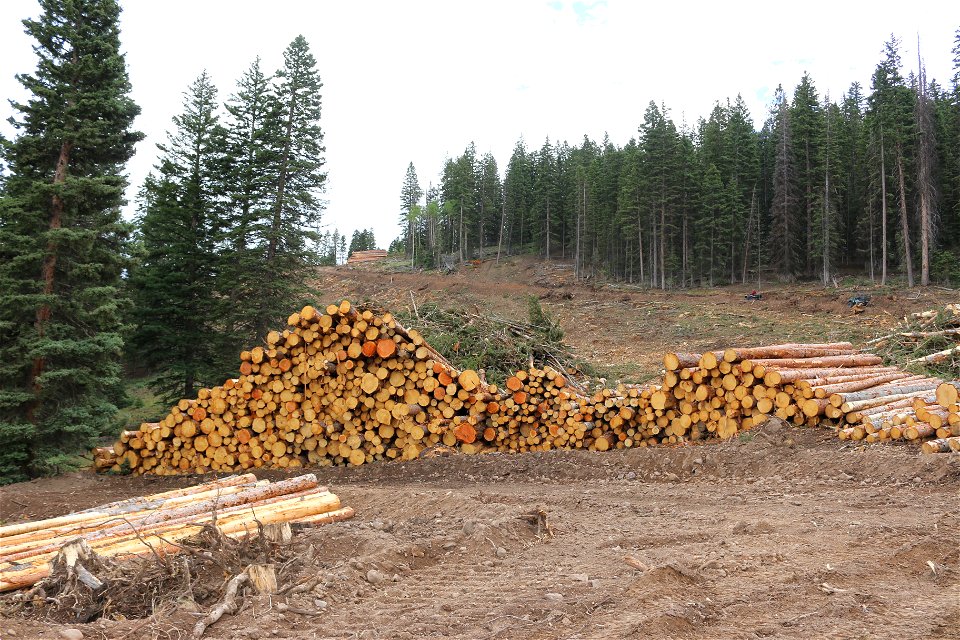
[192,571,249,639]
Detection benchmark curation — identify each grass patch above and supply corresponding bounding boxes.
[116,379,168,429]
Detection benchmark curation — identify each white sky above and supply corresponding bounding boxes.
[1,1,956,249]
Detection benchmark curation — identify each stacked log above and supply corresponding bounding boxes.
[660,343,880,438]
[104,301,960,474]
[0,474,353,592]
[347,249,388,265]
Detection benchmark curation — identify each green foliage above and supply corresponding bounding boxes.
[395,300,588,388]
[349,228,377,254]
[0,0,141,483]
[128,37,331,405]
[874,306,960,380]
[931,249,960,285]
[128,73,229,404]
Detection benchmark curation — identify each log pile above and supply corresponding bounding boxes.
[346,249,388,265]
[0,474,353,592]
[101,301,960,474]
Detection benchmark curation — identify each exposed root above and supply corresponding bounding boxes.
[191,571,249,639]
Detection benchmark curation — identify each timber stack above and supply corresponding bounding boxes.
[0,474,354,592]
[662,345,959,449]
[102,300,960,475]
[346,249,388,265]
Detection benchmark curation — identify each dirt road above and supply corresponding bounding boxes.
[3,422,958,639]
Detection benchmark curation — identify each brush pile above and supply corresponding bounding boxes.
[0,474,352,592]
[868,303,960,377]
[99,300,960,475]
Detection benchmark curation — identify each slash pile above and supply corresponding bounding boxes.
[102,301,960,475]
[0,474,352,592]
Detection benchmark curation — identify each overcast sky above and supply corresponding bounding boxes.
[1,1,956,249]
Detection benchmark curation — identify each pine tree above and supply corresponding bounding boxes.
[532,138,557,258]
[400,162,423,259]
[129,73,226,403]
[476,152,502,253]
[348,228,377,254]
[867,36,917,285]
[639,103,680,288]
[812,97,843,284]
[0,0,141,482]
[218,58,284,343]
[838,83,867,268]
[768,85,801,277]
[254,35,326,336]
[503,138,532,255]
[790,72,823,277]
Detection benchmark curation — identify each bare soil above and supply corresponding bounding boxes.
[2,260,959,640]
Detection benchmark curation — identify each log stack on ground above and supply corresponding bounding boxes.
[346,250,388,265]
[102,301,960,474]
[0,474,353,592]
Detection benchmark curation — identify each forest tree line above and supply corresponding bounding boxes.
[397,34,960,288]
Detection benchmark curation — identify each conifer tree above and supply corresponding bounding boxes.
[128,73,226,402]
[769,85,801,277]
[218,58,284,343]
[400,162,423,258]
[253,35,326,336]
[0,0,141,482]
[503,139,533,255]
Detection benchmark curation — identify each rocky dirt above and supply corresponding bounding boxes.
[2,261,959,639]
[2,423,959,640]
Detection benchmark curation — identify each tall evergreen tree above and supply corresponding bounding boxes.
[400,162,422,259]
[218,58,284,343]
[503,138,533,255]
[253,35,327,336]
[867,36,917,285]
[0,0,141,482]
[790,72,823,277]
[129,73,226,403]
[768,85,801,276]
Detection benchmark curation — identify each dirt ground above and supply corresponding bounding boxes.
[2,259,959,639]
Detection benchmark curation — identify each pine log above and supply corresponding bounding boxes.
[908,346,960,365]
[750,354,883,368]
[722,343,854,362]
[936,381,960,408]
[0,474,259,539]
[921,437,957,454]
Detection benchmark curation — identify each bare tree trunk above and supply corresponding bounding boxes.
[659,201,666,290]
[545,198,550,260]
[681,212,687,287]
[896,146,914,287]
[915,49,935,286]
[496,198,505,264]
[880,128,888,285]
[574,181,583,279]
[457,201,465,264]
[637,223,644,285]
[868,191,875,282]
[742,186,756,283]
[28,139,73,423]
[822,103,831,286]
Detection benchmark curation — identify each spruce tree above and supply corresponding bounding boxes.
[769,85,801,277]
[128,73,226,403]
[400,162,423,258]
[254,35,326,337]
[0,0,141,482]
[218,58,284,345]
